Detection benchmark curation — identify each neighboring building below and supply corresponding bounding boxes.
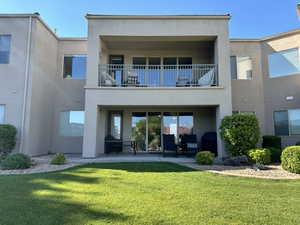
[0,13,300,158]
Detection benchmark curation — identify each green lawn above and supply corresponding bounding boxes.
[0,162,300,225]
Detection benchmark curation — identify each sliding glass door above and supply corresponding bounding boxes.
[131,112,193,152]
[163,112,178,143]
[132,112,147,152]
[147,112,162,151]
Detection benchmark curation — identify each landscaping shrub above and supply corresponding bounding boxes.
[262,135,281,149]
[0,125,17,156]
[220,114,260,156]
[248,148,271,165]
[1,153,31,170]
[196,151,215,165]
[267,147,282,163]
[281,146,300,174]
[51,153,66,165]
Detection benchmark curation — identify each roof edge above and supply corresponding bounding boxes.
[85,14,231,20]
[261,28,300,41]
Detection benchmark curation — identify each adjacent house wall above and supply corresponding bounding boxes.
[0,17,30,151]
[261,31,300,147]
[230,40,266,133]
[23,18,58,156]
[51,39,87,154]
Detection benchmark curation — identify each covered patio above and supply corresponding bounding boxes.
[83,105,221,158]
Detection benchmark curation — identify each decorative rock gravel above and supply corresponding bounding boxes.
[1,154,300,179]
[181,163,300,180]
[0,156,79,175]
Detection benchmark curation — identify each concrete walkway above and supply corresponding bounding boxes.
[37,153,195,164]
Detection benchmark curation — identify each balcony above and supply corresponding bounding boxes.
[98,64,218,88]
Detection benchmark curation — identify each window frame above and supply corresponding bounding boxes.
[0,104,6,124]
[0,34,12,64]
[59,110,85,137]
[273,109,300,136]
[268,48,300,78]
[230,55,253,80]
[62,54,87,80]
[131,56,193,66]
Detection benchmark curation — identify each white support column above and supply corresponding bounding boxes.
[82,99,99,158]
[216,104,232,159]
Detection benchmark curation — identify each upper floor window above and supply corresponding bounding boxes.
[59,111,85,136]
[231,56,253,80]
[274,109,300,136]
[0,105,5,124]
[0,35,11,64]
[268,48,300,78]
[63,55,87,79]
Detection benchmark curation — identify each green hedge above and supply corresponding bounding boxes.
[262,136,281,149]
[267,147,282,163]
[248,148,271,165]
[281,146,300,174]
[220,114,260,156]
[0,125,17,156]
[1,153,31,170]
[196,151,215,165]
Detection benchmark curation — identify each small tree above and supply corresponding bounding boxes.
[219,114,260,156]
[0,124,17,157]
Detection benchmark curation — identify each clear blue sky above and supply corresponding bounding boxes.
[0,0,299,38]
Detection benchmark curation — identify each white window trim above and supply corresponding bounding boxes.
[62,54,87,80]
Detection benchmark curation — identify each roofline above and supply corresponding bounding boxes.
[0,13,59,39]
[59,37,87,41]
[1,13,300,42]
[85,14,231,20]
[230,39,260,42]
[261,28,300,41]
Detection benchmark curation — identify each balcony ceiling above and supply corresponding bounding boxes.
[101,36,215,51]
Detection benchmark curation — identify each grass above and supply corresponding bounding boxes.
[0,162,300,225]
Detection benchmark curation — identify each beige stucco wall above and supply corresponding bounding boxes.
[230,40,265,133]
[51,39,87,154]
[261,32,300,147]
[0,16,88,156]
[22,18,58,156]
[83,17,232,158]
[0,17,30,151]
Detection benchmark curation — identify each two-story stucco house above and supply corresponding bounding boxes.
[1,13,300,159]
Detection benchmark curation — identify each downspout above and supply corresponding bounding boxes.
[20,15,33,153]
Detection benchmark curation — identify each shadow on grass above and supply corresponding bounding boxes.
[0,170,130,225]
[79,162,196,173]
[0,162,195,225]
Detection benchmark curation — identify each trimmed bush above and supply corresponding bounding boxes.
[220,114,260,156]
[1,153,31,170]
[262,136,281,149]
[267,147,282,163]
[196,151,215,165]
[248,148,271,165]
[281,146,300,174]
[51,153,66,165]
[0,125,17,156]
